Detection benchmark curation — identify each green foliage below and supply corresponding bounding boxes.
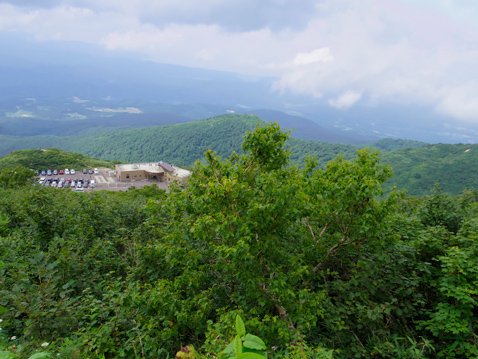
[367,138,428,152]
[0,351,51,359]
[1,122,478,358]
[2,113,478,196]
[417,184,463,233]
[221,315,268,359]
[381,143,478,196]
[0,167,36,189]
[0,148,117,172]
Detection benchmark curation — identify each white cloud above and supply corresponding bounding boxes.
[1,0,478,122]
[436,83,478,121]
[328,91,362,109]
[292,48,334,65]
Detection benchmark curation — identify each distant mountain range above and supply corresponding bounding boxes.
[1,114,477,196]
[2,32,478,144]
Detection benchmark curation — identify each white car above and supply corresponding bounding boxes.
[65,169,70,175]
[71,169,76,175]
[94,168,99,175]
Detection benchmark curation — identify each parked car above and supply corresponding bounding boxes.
[71,169,76,175]
[65,169,70,175]
[39,177,46,183]
[53,169,58,175]
[84,182,89,188]
[66,178,72,183]
[77,182,83,188]
[52,181,58,188]
[58,182,64,188]
[47,169,52,176]
[82,169,88,174]
[88,169,94,174]
[60,178,66,183]
[41,170,47,176]
[94,168,99,175]
[74,187,85,192]
[59,170,64,175]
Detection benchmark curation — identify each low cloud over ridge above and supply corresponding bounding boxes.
[1,0,478,121]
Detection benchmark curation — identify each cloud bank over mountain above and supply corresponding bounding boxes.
[1,0,478,122]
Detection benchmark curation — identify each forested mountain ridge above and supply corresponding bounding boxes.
[1,123,478,358]
[0,147,119,171]
[381,143,478,196]
[1,114,478,195]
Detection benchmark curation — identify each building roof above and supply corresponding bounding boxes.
[116,161,191,179]
[159,161,174,172]
[173,167,191,178]
[116,162,165,173]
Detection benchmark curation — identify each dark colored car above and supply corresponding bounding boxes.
[82,169,88,174]
[84,182,89,188]
[41,170,47,176]
[88,169,94,174]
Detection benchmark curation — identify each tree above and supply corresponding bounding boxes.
[0,166,36,189]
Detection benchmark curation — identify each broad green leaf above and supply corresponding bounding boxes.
[233,335,242,357]
[235,315,246,337]
[237,353,266,359]
[243,334,266,349]
[243,341,266,350]
[28,354,52,359]
[222,341,234,354]
[0,351,18,359]
[243,348,267,358]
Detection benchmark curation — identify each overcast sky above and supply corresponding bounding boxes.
[1,0,478,122]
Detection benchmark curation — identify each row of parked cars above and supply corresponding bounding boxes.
[38,168,99,176]
[38,177,97,190]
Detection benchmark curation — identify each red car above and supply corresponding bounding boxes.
[59,170,64,175]
[66,178,72,183]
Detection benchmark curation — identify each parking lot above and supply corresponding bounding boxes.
[38,167,170,192]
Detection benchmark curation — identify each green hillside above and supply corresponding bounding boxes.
[0,148,119,171]
[1,114,478,196]
[381,144,478,196]
[65,114,261,166]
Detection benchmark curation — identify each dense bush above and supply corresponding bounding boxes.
[0,123,477,358]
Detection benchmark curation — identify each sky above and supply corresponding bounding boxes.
[1,0,478,123]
